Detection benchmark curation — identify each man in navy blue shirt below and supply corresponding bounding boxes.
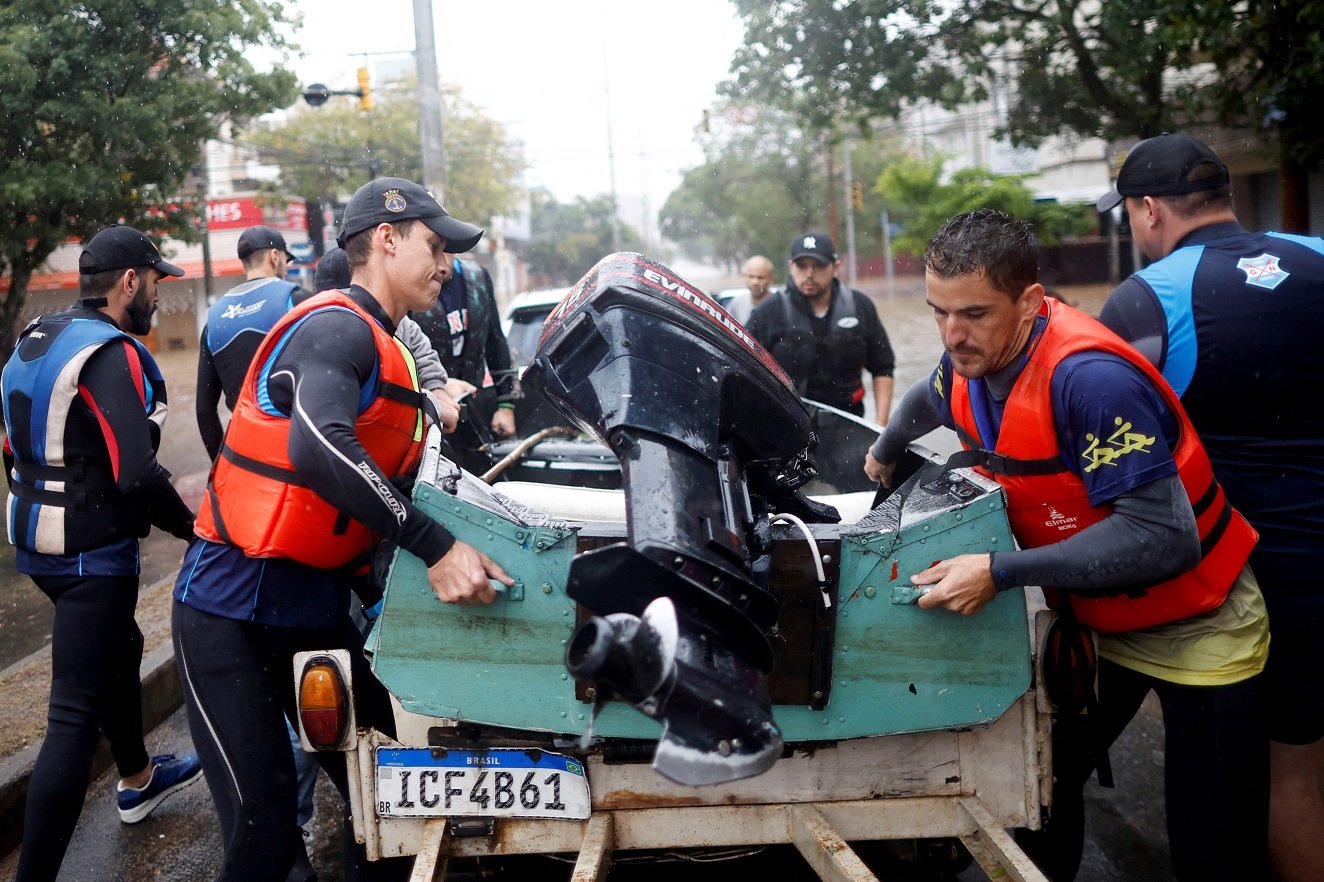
[1098,132,1324,882]
[863,209,1268,881]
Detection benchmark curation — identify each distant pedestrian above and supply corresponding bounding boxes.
[2,225,203,882]
[725,254,776,325]
[747,231,895,426]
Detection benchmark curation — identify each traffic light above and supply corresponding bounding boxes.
[357,66,373,111]
[850,181,864,210]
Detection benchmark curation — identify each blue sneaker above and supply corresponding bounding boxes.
[116,753,204,824]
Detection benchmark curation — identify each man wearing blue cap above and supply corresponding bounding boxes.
[2,225,203,882]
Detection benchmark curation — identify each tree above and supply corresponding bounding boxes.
[526,191,642,287]
[0,0,298,354]
[245,77,526,229]
[724,0,1324,231]
[659,107,829,266]
[875,155,1095,257]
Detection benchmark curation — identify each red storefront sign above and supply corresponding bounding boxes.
[206,198,308,231]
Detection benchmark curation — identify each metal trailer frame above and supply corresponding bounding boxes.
[340,690,1052,882]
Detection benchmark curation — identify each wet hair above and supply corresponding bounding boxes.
[240,248,276,272]
[343,218,422,272]
[924,208,1038,299]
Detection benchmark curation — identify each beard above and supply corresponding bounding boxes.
[124,278,155,335]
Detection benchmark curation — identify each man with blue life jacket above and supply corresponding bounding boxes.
[2,225,203,882]
[862,209,1269,881]
[746,231,895,425]
[172,177,511,882]
[1096,132,1324,882]
[195,225,311,460]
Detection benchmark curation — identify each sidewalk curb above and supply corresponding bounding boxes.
[0,640,183,858]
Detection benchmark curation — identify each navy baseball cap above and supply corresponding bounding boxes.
[1097,133,1230,213]
[336,177,483,253]
[237,225,296,261]
[790,231,837,265]
[314,247,351,291]
[78,225,184,277]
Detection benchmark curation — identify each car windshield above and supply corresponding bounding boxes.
[506,305,554,370]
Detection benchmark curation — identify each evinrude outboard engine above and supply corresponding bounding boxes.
[521,253,839,786]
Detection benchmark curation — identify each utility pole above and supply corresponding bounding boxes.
[195,137,214,341]
[842,139,859,290]
[413,0,447,200]
[603,69,622,253]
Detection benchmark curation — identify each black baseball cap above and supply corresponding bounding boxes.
[1096,133,1230,213]
[336,177,484,253]
[78,225,184,277]
[789,231,837,265]
[237,225,296,261]
[314,247,351,291]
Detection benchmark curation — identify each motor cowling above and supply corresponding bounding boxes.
[523,253,839,785]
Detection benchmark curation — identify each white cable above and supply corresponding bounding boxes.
[770,512,831,608]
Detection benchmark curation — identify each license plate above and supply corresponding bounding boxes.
[375,747,591,820]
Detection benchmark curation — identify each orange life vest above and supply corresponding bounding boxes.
[949,298,1256,632]
[194,291,426,570]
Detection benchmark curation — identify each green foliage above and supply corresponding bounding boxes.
[660,103,914,269]
[724,0,1324,181]
[0,0,298,352]
[245,77,526,227]
[876,156,1095,257]
[526,192,643,287]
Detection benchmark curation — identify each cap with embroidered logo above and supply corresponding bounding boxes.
[336,177,484,253]
[789,231,837,265]
[1096,133,1230,213]
[78,226,185,277]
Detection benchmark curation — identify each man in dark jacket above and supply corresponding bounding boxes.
[746,231,895,426]
[2,225,202,882]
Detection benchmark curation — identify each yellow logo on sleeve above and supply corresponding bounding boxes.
[1081,416,1156,472]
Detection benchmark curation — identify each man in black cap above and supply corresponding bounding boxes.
[1097,132,1324,882]
[2,225,202,882]
[195,224,311,460]
[172,177,509,881]
[745,230,895,425]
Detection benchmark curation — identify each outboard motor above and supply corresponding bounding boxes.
[522,253,839,785]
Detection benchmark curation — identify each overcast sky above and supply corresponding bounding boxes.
[282,0,746,226]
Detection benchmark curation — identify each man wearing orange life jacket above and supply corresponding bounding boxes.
[863,209,1269,882]
[172,176,512,882]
